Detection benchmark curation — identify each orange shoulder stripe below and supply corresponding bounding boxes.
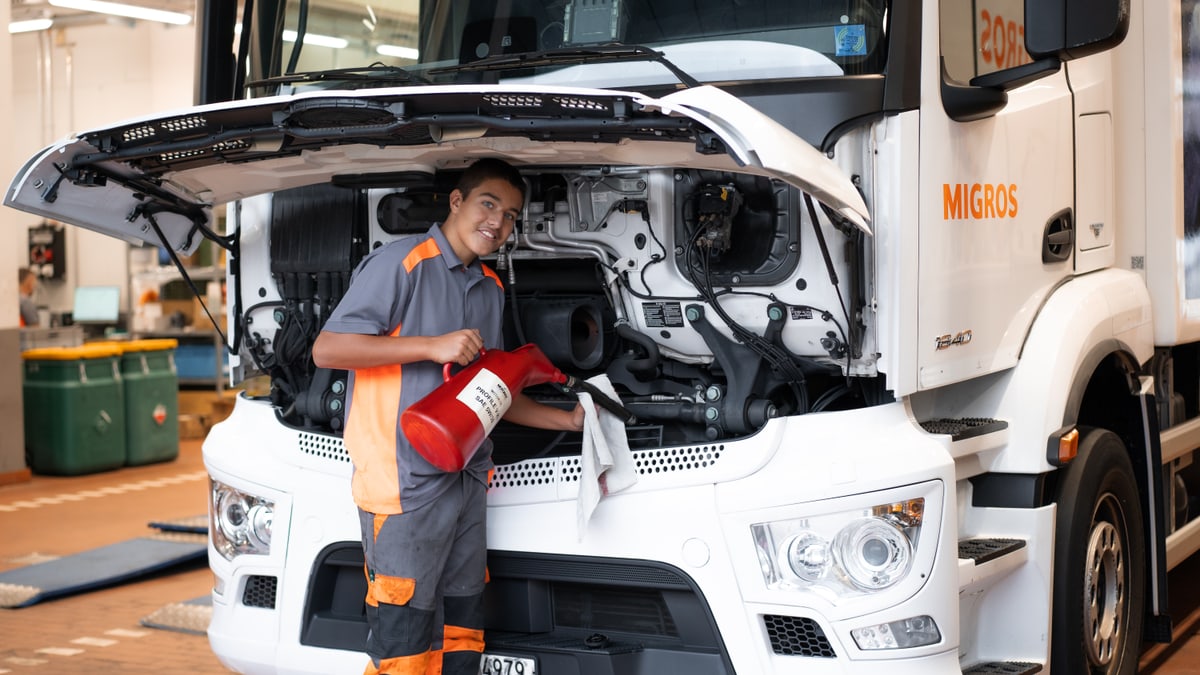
[403,238,441,273]
[481,264,503,289]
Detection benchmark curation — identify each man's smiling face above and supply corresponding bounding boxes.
[442,177,524,265]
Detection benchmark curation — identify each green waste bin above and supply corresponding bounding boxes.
[112,339,180,466]
[22,344,126,476]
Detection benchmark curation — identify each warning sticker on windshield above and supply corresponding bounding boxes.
[835,25,867,57]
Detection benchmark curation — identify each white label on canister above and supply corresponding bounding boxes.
[455,368,513,433]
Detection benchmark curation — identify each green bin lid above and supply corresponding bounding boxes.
[22,344,122,360]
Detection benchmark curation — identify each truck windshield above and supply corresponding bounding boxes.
[250,0,889,92]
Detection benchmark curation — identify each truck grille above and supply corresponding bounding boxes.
[297,432,350,463]
[300,547,733,673]
[491,442,726,488]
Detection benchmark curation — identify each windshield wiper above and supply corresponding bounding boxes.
[430,44,701,89]
[247,63,431,91]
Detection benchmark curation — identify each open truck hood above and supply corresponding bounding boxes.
[5,84,868,253]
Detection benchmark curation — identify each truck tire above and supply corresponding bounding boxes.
[1051,427,1145,675]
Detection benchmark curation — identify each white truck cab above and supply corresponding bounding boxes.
[11,1,1194,674]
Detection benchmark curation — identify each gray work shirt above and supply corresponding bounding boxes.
[322,224,505,514]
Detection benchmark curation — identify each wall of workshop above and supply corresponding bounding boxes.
[6,17,196,323]
[2,1,18,331]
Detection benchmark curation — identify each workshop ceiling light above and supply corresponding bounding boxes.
[377,44,419,60]
[48,0,192,26]
[282,30,349,49]
[9,18,54,33]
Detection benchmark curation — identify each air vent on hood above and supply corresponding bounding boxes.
[551,95,609,111]
[121,114,208,144]
[483,93,543,108]
[159,139,252,163]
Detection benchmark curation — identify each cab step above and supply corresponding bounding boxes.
[921,417,1009,479]
[958,537,1027,595]
[920,417,1008,441]
[962,662,1042,675]
[959,538,1025,564]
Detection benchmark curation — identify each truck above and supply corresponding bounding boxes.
[5,0,1193,673]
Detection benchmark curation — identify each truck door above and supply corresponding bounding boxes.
[917,0,1075,390]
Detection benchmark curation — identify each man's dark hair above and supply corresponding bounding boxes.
[456,157,525,200]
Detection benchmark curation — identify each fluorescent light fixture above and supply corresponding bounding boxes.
[9,18,54,33]
[377,44,419,60]
[48,0,191,25]
[282,29,348,49]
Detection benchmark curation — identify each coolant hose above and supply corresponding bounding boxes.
[615,322,661,374]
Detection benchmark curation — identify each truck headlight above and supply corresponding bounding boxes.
[833,517,912,590]
[210,479,274,560]
[752,496,925,599]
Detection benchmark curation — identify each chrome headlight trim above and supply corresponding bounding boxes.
[210,478,275,561]
[751,487,931,601]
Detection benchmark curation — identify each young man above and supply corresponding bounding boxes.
[312,157,584,675]
[18,268,39,327]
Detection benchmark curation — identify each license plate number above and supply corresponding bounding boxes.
[479,652,537,675]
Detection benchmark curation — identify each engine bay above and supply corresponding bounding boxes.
[233,165,888,455]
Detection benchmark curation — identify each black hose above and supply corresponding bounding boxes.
[615,322,661,374]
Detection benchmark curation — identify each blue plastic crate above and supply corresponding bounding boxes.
[174,342,228,382]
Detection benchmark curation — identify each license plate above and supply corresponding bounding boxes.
[478,652,537,675]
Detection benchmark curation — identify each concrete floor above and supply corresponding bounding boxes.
[2,417,1200,673]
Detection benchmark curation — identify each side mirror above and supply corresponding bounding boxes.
[1026,0,1130,61]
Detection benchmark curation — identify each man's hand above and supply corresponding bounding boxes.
[569,403,586,432]
[430,328,485,366]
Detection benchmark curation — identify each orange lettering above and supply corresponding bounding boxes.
[943,183,964,219]
[993,15,1006,66]
[943,183,1019,220]
[980,10,993,64]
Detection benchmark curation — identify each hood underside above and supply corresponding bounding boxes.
[5,84,869,253]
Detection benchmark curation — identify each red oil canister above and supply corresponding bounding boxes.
[401,344,566,471]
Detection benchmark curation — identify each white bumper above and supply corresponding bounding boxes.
[203,395,959,674]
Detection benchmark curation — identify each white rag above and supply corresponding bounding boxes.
[576,374,638,539]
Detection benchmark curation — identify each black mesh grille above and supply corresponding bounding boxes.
[763,615,836,657]
[553,583,679,637]
[490,554,690,588]
[243,575,278,609]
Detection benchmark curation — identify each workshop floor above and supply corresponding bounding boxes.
[0,436,229,674]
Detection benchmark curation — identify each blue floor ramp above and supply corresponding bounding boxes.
[0,532,206,608]
[147,514,209,534]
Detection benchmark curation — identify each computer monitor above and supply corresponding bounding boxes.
[72,285,121,324]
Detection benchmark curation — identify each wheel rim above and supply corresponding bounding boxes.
[1083,494,1127,669]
